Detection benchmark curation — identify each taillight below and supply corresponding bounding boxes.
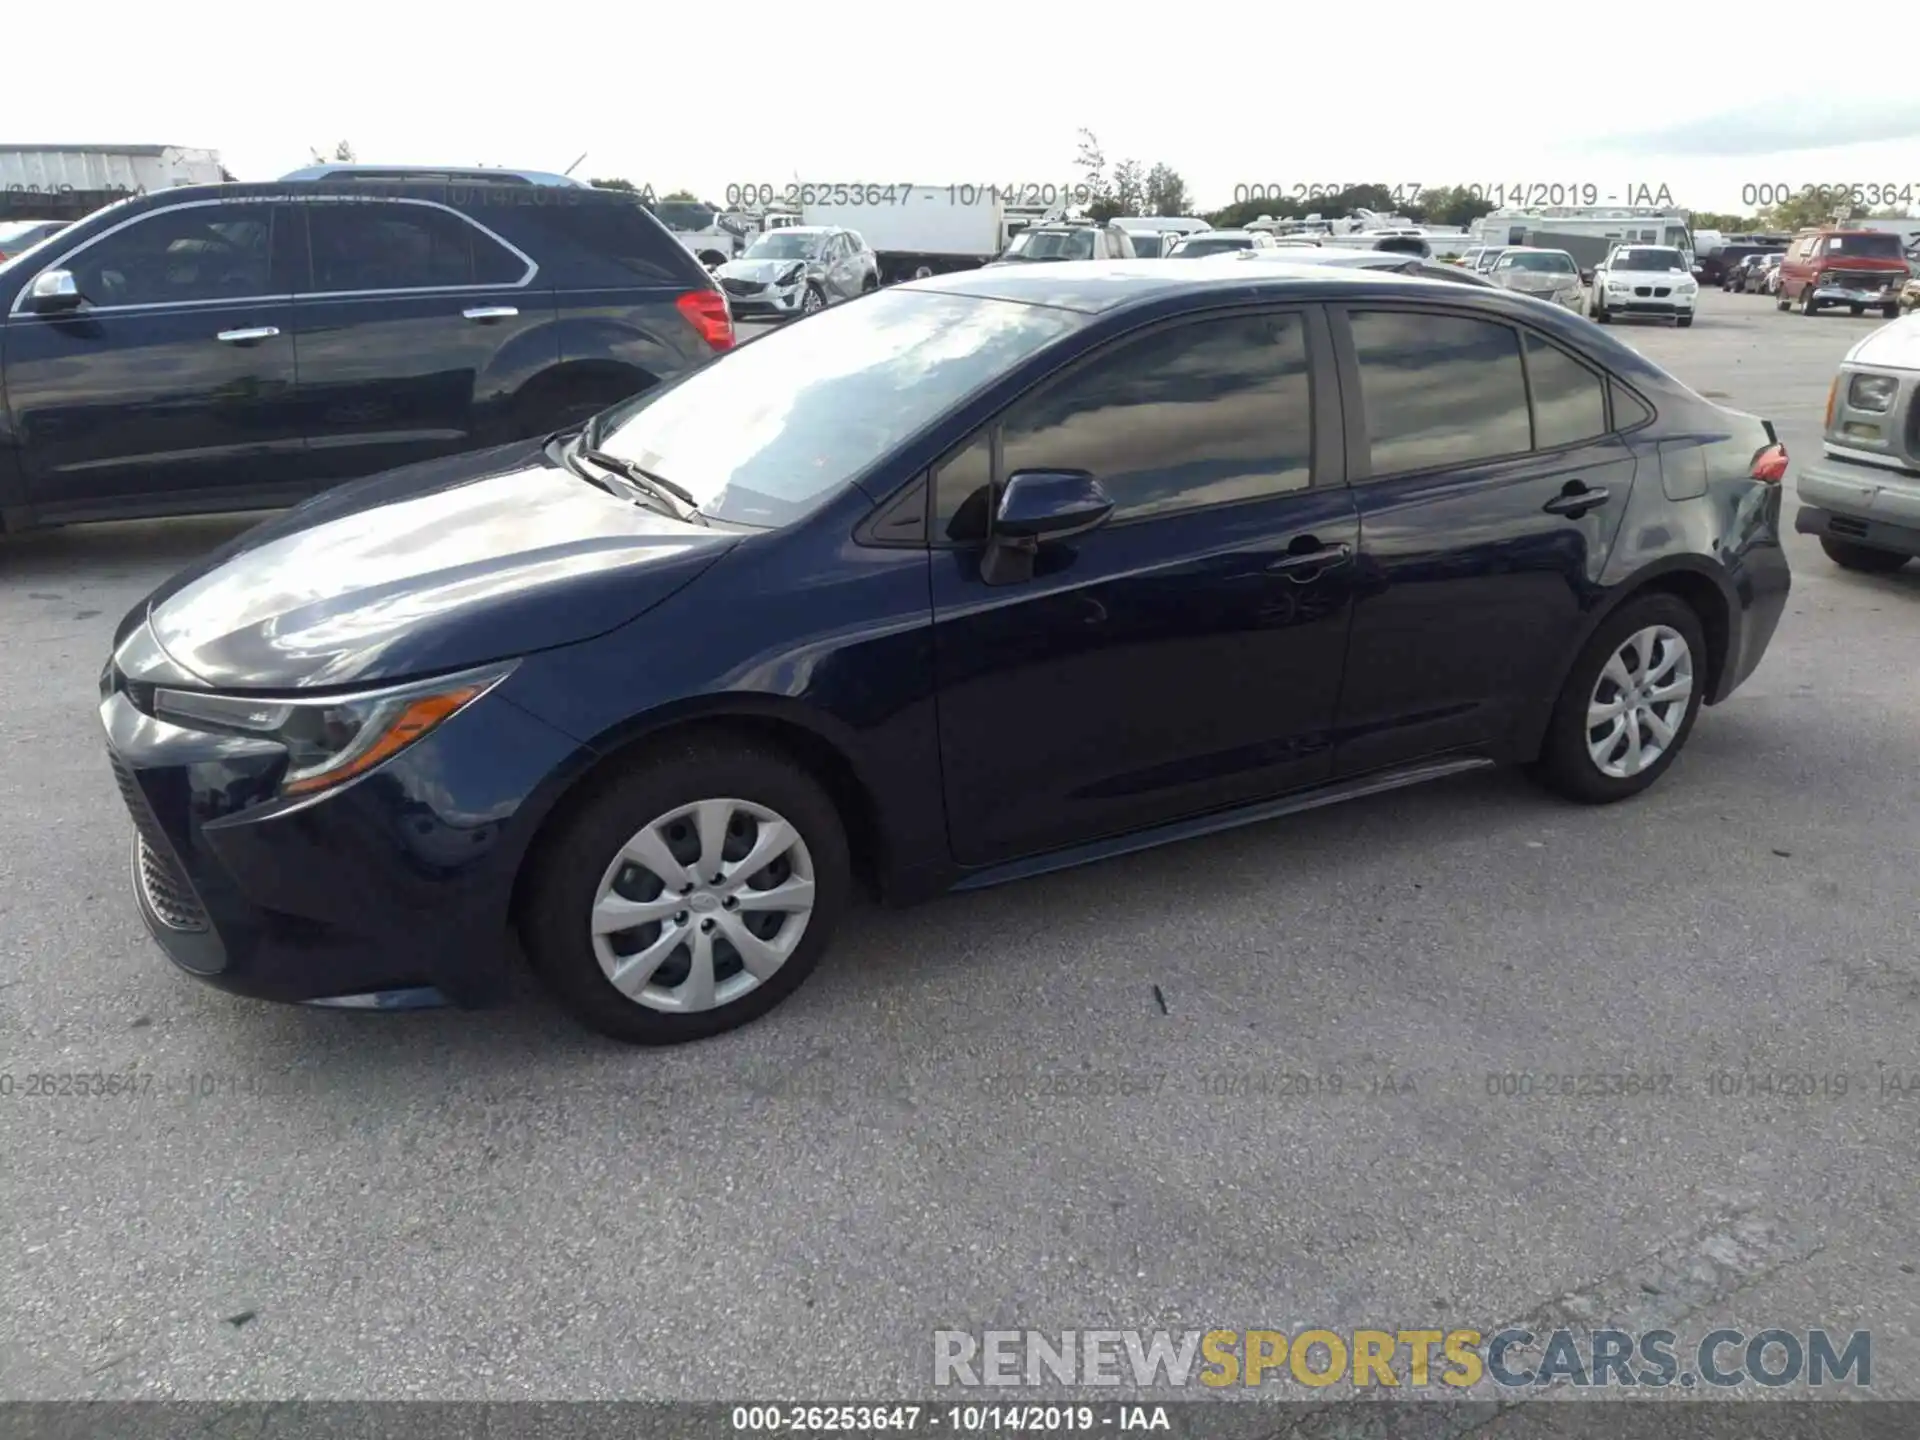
[1750,442,1789,484]
[676,290,734,352]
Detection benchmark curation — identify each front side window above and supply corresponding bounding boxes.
[935,312,1314,531]
[61,205,272,307]
[596,289,1082,528]
[305,201,517,291]
[1349,309,1530,475]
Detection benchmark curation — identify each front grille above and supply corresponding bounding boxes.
[1828,270,1898,291]
[136,837,208,932]
[111,756,208,932]
[720,277,764,297]
[1653,286,1672,297]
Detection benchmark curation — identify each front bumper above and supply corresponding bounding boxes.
[1795,456,1920,558]
[720,281,810,319]
[1602,287,1696,316]
[100,674,586,1009]
[1812,284,1903,308]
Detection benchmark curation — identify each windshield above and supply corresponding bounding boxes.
[1171,236,1252,257]
[1005,229,1095,260]
[1497,252,1577,274]
[593,290,1081,527]
[1126,233,1164,257]
[1613,248,1686,271]
[0,222,64,271]
[1825,233,1904,258]
[744,232,823,260]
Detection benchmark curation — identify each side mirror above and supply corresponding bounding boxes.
[994,470,1113,543]
[1580,269,1594,284]
[24,268,83,314]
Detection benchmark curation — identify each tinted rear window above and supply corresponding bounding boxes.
[518,199,708,283]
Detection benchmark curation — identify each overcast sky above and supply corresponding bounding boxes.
[16,3,1920,217]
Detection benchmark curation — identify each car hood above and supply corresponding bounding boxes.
[1495,270,1579,292]
[1847,312,1920,368]
[720,258,813,282]
[142,439,739,691]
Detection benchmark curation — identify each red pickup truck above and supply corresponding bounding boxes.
[1776,227,1910,318]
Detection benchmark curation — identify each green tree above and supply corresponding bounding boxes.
[1687,211,1755,233]
[1763,190,1849,232]
[1145,163,1190,217]
[662,189,701,201]
[1074,128,1108,203]
[1109,159,1147,216]
[334,141,355,163]
[591,177,638,192]
[1408,185,1496,229]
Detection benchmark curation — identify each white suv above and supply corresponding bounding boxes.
[1591,245,1699,327]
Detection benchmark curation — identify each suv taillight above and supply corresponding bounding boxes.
[1750,442,1789,484]
[676,290,734,352]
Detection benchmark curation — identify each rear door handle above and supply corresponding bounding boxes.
[1265,541,1353,581]
[1543,484,1610,517]
[215,326,280,345]
[463,306,519,322]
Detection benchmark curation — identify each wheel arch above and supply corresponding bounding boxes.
[507,699,892,930]
[1511,558,1737,761]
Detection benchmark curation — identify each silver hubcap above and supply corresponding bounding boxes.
[803,288,821,312]
[1586,625,1693,779]
[590,798,816,1013]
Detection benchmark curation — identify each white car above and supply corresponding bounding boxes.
[1166,229,1280,258]
[1591,245,1699,327]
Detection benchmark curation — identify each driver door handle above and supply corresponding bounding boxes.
[1265,541,1353,581]
[215,326,280,345]
[1543,483,1610,517]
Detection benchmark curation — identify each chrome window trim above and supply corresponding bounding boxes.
[9,194,536,317]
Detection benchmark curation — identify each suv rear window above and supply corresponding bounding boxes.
[520,199,707,283]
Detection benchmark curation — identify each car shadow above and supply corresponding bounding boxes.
[0,514,269,582]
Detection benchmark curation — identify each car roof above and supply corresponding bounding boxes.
[279,164,585,187]
[903,258,1573,315]
[764,225,832,236]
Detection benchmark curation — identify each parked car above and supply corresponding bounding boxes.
[1590,246,1698,326]
[1472,247,1508,273]
[1227,249,1502,288]
[1487,247,1588,315]
[0,176,731,537]
[1762,254,1786,296]
[990,221,1137,263]
[1721,253,1770,292]
[1902,274,1920,314]
[0,218,66,263]
[1776,227,1909,318]
[1165,229,1278,258]
[1794,312,1920,573]
[715,225,878,320]
[1699,243,1781,287]
[1120,229,1168,258]
[101,262,1791,1043]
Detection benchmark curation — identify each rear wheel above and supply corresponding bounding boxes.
[1532,594,1707,805]
[1819,537,1910,573]
[1775,287,1789,311]
[520,739,851,1044]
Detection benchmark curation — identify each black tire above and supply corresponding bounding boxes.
[801,283,826,315]
[1802,288,1820,315]
[1819,537,1910,573]
[1593,296,1611,324]
[1531,592,1709,805]
[519,737,852,1045]
[1850,304,1865,316]
[1676,314,1694,328]
[1884,304,1900,320]
[1775,288,1789,311]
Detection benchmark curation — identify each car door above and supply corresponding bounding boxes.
[821,232,854,300]
[1326,304,1639,774]
[3,199,305,523]
[928,306,1359,868]
[289,195,552,485]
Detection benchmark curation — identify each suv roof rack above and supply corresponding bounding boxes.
[278,164,586,188]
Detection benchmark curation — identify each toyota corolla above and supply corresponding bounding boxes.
[103,261,1791,1044]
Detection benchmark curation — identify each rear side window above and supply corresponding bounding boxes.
[1348,309,1530,475]
[304,201,522,291]
[521,199,709,283]
[1525,334,1607,449]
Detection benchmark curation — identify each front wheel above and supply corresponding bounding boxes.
[1850,304,1865,316]
[1531,594,1707,805]
[1884,304,1901,319]
[1592,296,1611,323]
[1802,289,1821,315]
[1676,314,1694,328]
[519,739,852,1044]
[1820,537,1910,573]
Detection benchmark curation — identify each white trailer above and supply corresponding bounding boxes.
[799,186,1005,283]
[0,144,224,220]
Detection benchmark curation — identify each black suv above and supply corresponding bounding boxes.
[0,175,733,535]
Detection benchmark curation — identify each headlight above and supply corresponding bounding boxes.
[1848,373,1899,413]
[153,662,513,798]
[1677,280,1697,293]
[778,264,805,286]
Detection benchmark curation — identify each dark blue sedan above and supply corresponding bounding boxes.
[102,260,1792,1043]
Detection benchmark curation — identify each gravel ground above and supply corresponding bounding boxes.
[2,290,1916,1405]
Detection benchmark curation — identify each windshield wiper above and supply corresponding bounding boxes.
[571,441,704,523]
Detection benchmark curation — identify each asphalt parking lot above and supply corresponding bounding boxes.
[3,289,1917,1404]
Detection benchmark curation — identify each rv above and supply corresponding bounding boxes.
[1471,207,1697,270]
